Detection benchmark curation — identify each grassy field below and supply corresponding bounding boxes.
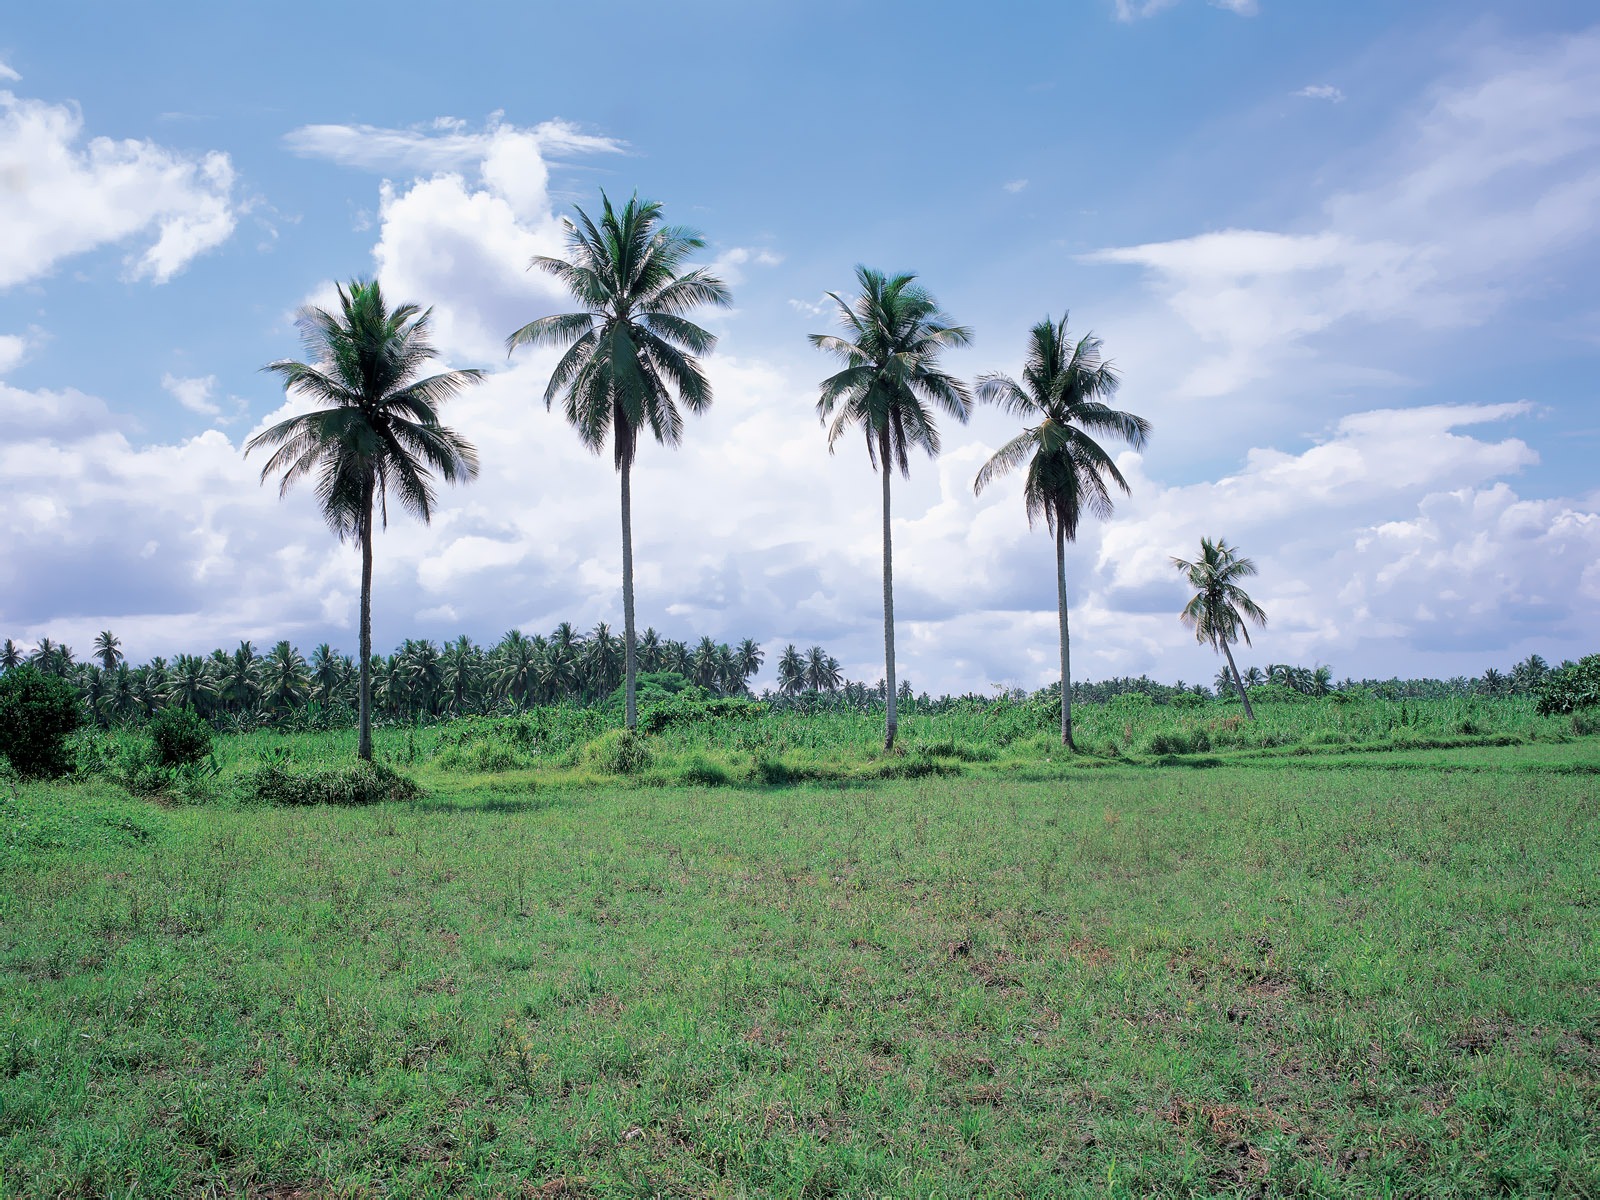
[3,726,1598,1196]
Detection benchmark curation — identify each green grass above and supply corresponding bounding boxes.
[3,733,1598,1196]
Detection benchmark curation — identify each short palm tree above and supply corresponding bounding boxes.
[974,315,1149,749]
[811,266,972,749]
[1171,537,1268,721]
[507,192,730,732]
[248,279,482,760]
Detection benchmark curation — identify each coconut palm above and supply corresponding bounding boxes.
[166,654,217,713]
[973,315,1149,749]
[735,638,764,690]
[263,641,310,711]
[805,646,843,692]
[441,635,481,715]
[507,191,730,732]
[810,267,972,749]
[248,279,482,760]
[777,644,806,695]
[93,630,124,672]
[0,639,20,671]
[310,644,342,709]
[496,630,540,708]
[1172,537,1268,721]
[1243,666,1266,689]
[220,641,263,713]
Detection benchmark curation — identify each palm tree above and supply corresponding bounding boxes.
[248,279,482,761]
[777,644,806,695]
[1172,537,1268,721]
[441,635,480,715]
[637,628,663,673]
[262,641,310,711]
[1243,666,1266,689]
[973,315,1149,749]
[310,643,342,708]
[507,192,731,732]
[0,639,19,671]
[495,630,540,708]
[811,267,972,749]
[166,654,217,713]
[735,638,764,691]
[221,640,262,713]
[93,630,123,672]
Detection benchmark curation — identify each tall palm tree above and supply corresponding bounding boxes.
[972,315,1149,749]
[1172,537,1268,721]
[93,630,123,672]
[165,654,217,713]
[310,643,342,708]
[248,279,482,761]
[263,641,310,711]
[507,192,731,732]
[0,639,20,671]
[810,266,972,749]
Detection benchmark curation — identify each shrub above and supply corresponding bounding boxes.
[0,666,85,779]
[639,693,766,735]
[604,671,700,715]
[1534,655,1600,716]
[582,729,653,776]
[149,706,214,768]
[245,760,421,807]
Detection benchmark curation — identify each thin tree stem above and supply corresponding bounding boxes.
[621,456,638,732]
[880,427,897,752]
[358,483,374,762]
[1056,522,1074,750]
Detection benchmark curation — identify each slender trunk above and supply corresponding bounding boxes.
[1222,639,1255,722]
[1056,523,1075,751]
[357,484,374,762]
[879,428,897,751]
[620,457,638,732]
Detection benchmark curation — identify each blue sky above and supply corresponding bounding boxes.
[2,1,1597,692]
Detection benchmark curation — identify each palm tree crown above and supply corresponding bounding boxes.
[810,266,973,474]
[973,317,1149,537]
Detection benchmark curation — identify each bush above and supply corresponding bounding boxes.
[149,706,213,767]
[582,729,653,776]
[639,693,767,735]
[1534,655,1600,716]
[0,666,85,779]
[604,671,701,715]
[245,760,421,807]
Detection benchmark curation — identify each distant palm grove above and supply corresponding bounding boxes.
[0,630,1561,733]
[0,190,1574,747]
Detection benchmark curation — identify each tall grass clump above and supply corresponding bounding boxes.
[245,760,420,806]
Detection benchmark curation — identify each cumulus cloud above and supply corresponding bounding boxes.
[1086,29,1600,399]
[0,332,29,374]
[0,84,238,286]
[162,373,220,417]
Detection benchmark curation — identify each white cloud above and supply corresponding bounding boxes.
[161,372,220,417]
[0,85,238,286]
[1004,178,1028,193]
[0,332,29,374]
[708,246,783,286]
[284,114,622,175]
[1087,29,1600,398]
[0,62,18,83]
[1295,84,1345,102]
[1114,0,1254,18]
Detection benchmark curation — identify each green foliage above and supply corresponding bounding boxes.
[604,671,699,714]
[0,665,85,778]
[1534,654,1600,715]
[638,692,766,735]
[0,778,161,863]
[581,729,653,776]
[245,760,420,806]
[149,706,214,767]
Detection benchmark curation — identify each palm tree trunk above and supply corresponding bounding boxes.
[357,485,374,762]
[1221,639,1255,722]
[879,428,897,752]
[620,457,638,732]
[1056,523,1075,750]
